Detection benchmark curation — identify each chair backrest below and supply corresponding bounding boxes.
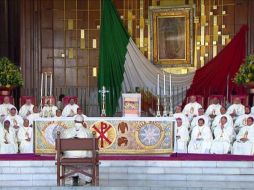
[208,95,225,106]
[62,96,78,107]
[230,95,248,106]
[19,96,36,106]
[42,96,56,105]
[0,96,14,104]
[186,95,204,107]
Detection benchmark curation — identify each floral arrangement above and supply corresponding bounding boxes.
[0,57,23,87]
[234,54,254,85]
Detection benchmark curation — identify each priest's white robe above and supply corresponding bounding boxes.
[210,124,235,154]
[182,102,202,120]
[18,126,33,153]
[5,115,23,142]
[234,114,254,133]
[0,127,18,154]
[212,114,233,131]
[0,104,16,122]
[232,125,254,155]
[226,104,245,118]
[62,104,79,117]
[188,125,213,154]
[19,104,34,118]
[41,105,58,117]
[175,125,189,153]
[173,113,190,128]
[27,113,40,126]
[205,104,222,117]
[190,115,211,131]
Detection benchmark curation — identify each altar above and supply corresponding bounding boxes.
[34,117,175,154]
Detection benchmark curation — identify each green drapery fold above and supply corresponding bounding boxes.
[98,0,130,116]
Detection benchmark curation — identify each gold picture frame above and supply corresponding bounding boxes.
[150,6,193,66]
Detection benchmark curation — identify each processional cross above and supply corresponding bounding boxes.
[99,86,109,116]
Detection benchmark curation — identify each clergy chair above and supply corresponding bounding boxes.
[186,95,204,107]
[207,95,225,107]
[62,96,78,107]
[0,96,14,104]
[55,131,99,186]
[19,96,36,106]
[41,96,56,105]
[230,95,248,106]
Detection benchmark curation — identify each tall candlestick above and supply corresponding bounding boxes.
[169,74,172,97]
[163,74,166,96]
[45,73,47,96]
[50,73,53,96]
[40,73,43,98]
[157,74,160,96]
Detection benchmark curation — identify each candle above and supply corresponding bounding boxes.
[45,73,47,96]
[169,74,172,97]
[41,73,43,98]
[50,73,53,96]
[157,74,160,96]
[163,74,166,96]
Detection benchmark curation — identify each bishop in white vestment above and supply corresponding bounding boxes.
[205,97,222,119]
[19,99,34,118]
[18,119,33,153]
[0,120,18,154]
[210,116,235,154]
[188,118,213,154]
[212,107,233,131]
[183,96,202,120]
[62,98,79,117]
[174,118,189,153]
[232,117,254,155]
[226,97,245,119]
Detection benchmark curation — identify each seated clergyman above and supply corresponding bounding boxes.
[18,118,33,153]
[19,98,34,118]
[174,118,189,153]
[61,115,93,185]
[62,98,79,117]
[182,95,202,121]
[41,99,58,117]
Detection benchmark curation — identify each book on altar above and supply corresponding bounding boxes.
[122,93,141,117]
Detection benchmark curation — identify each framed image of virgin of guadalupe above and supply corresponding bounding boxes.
[150,6,193,66]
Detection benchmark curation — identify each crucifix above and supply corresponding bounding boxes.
[99,86,109,117]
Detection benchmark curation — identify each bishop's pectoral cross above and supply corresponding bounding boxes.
[99,86,109,117]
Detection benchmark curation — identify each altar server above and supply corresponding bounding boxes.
[62,98,79,117]
[226,97,245,119]
[19,98,34,118]
[0,120,18,154]
[210,116,235,154]
[205,97,222,119]
[183,95,202,120]
[175,118,189,153]
[18,118,33,153]
[61,115,93,183]
[188,118,213,154]
[232,117,254,155]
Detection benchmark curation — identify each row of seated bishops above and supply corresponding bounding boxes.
[174,95,254,155]
[0,95,87,154]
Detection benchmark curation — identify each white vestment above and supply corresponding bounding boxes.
[27,113,40,126]
[210,123,235,154]
[41,105,58,117]
[175,125,189,153]
[182,102,202,120]
[19,104,34,118]
[190,115,211,131]
[0,127,18,154]
[173,113,190,128]
[5,115,24,142]
[212,114,233,131]
[18,126,33,153]
[234,114,254,133]
[188,125,213,154]
[232,125,254,155]
[205,104,222,117]
[226,104,245,118]
[62,104,79,117]
[0,104,16,122]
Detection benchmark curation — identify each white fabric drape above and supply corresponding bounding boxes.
[122,38,195,107]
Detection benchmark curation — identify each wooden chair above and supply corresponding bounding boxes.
[55,131,99,186]
[230,95,248,106]
[186,95,204,107]
[19,96,36,106]
[207,95,225,107]
[62,96,78,107]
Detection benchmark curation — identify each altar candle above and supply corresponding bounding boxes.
[40,73,43,97]
[169,74,172,97]
[157,74,160,96]
[45,73,47,96]
[50,73,53,96]
[163,74,166,96]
